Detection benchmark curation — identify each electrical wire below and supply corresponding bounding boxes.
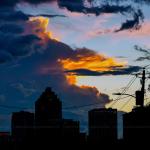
[63,95,131,110]
[109,76,137,108]
[119,97,133,110]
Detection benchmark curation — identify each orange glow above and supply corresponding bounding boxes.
[66,74,77,85]
[59,54,126,72]
[29,17,59,41]
[58,53,127,86]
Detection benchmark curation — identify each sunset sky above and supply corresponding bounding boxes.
[0,0,150,133]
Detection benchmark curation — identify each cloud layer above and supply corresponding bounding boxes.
[0,6,112,113]
[0,0,146,131]
[134,45,150,61]
[0,0,146,32]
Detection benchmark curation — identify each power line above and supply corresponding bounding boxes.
[0,78,136,111]
[109,76,137,108]
[0,64,149,111]
[119,97,133,110]
[144,64,150,69]
[63,95,132,110]
[119,84,142,111]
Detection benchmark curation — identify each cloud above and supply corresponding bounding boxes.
[0,0,55,7]
[58,47,126,74]
[115,9,144,32]
[0,8,41,64]
[84,20,150,39]
[0,9,59,64]
[0,7,112,110]
[0,2,143,130]
[11,83,37,97]
[0,0,146,33]
[134,45,150,61]
[0,95,6,102]
[65,66,141,76]
[0,8,29,21]
[32,14,66,18]
[58,0,133,16]
[0,0,134,16]
[0,24,24,34]
[0,33,40,63]
[0,51,13,64]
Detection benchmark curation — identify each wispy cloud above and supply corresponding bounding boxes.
[134,45,150,61]
[11,83,37,97]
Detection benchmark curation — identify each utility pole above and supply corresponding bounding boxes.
[113,67,149,109]
[135,68,146,107]
[140,68,146,107]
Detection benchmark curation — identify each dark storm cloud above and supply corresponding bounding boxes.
[58,0,133,16]
[65,66,141,76]
[115,9,144,32]
[8,35,40,57]
[0,33,40,64]
[0,0,55,7]
[0,0,147,32]
[19,0,146,31]
[0,8,29,21]
[0,7,42,64]
[0,51,13,64]
[0,0,140,16]
[0,24,24,34]
[0,0,137,130]
[134,45,150,61]
[58,0,145,32]
[0,7,111,109]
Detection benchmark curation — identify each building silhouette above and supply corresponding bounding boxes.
[11,111,34,142]
[3,86,149,148]
[35,87,62,125]
[88,108,117,144]
[123,105,150,144]
[11,111,34,149]
[34,87,62,144]
[0,132,10,141]
[62,119,80,144]
[0,132,10,149]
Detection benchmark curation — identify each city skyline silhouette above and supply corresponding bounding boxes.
[1,0,150,149]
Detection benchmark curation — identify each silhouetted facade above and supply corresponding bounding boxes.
[88,108,117,144]
[35,87,62,125]
[34,87,62,144]
[62,119,80,144]
[123,105,150,144]
[0,132,10,148]
[0,132,10,141]
[11,111,34,142]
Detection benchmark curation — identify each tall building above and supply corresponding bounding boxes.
[11,111,34,142]
[88,108,117,143]
[35,87,62,143]
[123,105,150,143]
[35,87,62,126]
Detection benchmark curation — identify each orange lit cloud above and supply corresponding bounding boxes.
[59,53,126,72]
[26,17,59,41]
[65,74,77,85]
[58,48,127,85]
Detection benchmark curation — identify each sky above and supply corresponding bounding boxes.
[0,0,150,135]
